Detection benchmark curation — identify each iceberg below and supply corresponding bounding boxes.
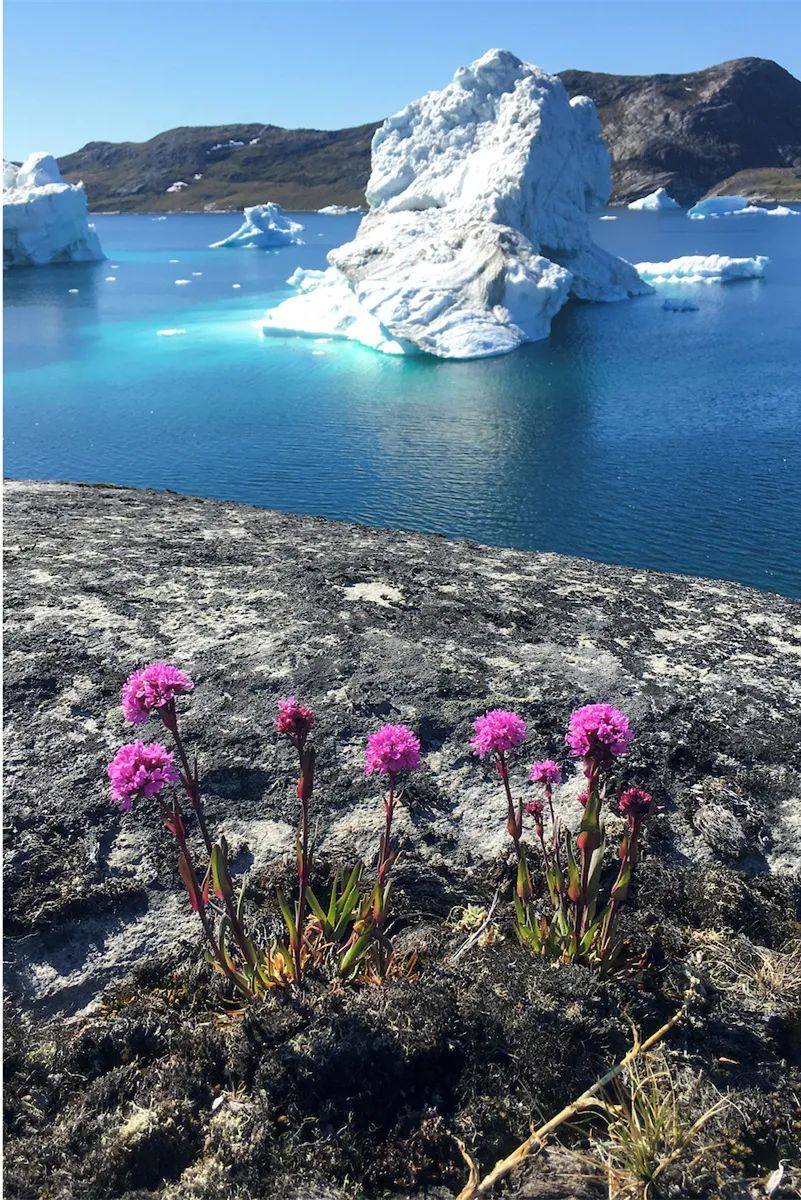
[635,254,769,284]
[210,203,304,249]
[317,205,363,215]
[261,49,650,359]
[688,195,800,219]
[628,187,680,211]
[3,152,104,268]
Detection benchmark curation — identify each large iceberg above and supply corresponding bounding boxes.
[628,187,680,211]
[3,152,104,268]
[261,49,650,359]
[210,203,304,249]
[688,195,800,219]
[635,254,769,284]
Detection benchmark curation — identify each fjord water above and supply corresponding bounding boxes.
[4,210,800,596]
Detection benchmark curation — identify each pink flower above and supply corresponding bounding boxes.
[108,741,179,812]
[526,798,545,817]
[529,759,563,787]
[471,710,526,759]
[121,662,194,724]
[618,787,653,818]
[577,790,589,808]
[364,724,421,776]
[275,696,315,748]
[565,704,632,762]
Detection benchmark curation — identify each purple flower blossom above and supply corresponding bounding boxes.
[121,662,194,724]
[275,696,316,747]
[364,724,421,777]
[529,759,563,787]
[618,787,653,818]
[526,798,545,817]
[471,710,527,759]
[565,704,632,762]
[108,740,179,812]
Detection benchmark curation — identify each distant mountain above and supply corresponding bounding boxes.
[559,57,801,204]
[58,57,801,212]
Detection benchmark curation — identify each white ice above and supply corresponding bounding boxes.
[635,254,769,284]
[628,187,680,211]
[261,49,649,359]
[210,203,305,249]
[166,181,189,193]
[3,152,105,268]
[317,205,363,215]
[688,195,800,219]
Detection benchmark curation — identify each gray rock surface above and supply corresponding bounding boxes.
[4,480,800,1015]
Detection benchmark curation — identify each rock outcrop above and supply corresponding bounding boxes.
[4,481,799,1018]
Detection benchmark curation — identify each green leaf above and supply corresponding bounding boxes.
[565,837,581,904]
[339,923,374,976]
[177,851,200,911]
[211,843,233,902]
[276,890,297,944]
[586,837,606,917]
[306,885,329,927]
[236,871,248,924]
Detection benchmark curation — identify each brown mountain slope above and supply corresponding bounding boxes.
[58,57,801,211]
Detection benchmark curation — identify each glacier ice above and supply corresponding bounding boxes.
[261,49,650,359]
[635,254,769,284]
[688,195,800,219]
[3,152,104,268]
[628,187,680,211]
[210,203,305,249]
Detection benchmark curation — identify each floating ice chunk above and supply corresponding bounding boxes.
[166,181,189,193]
[191,271,203,276]
[169,258,180,263]
[157,328,187,336]
[105,275,116,281]
[662,297,699,312]
[68,288,79,294]
[688,195,800,219]
[210,203,305,249]
[232,283,241,288]
[635,254,769,284]
[174,278,191,285]
[261,49,649,359]
[317,205,363,215]
[599,215,618,221]
[3,151,105,268]
[153,216,167,221]
[628,187,680,211]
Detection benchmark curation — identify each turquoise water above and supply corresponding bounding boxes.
[4,209,801,597]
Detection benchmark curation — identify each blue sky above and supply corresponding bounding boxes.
[5,0,801,159]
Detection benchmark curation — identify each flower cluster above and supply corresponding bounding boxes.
[471,710,527,759]
[121,662,194,724]
[618,787,653,818]
[108,740,178,811]
[364,724,421,776]
[528,759,563,787]
[565,703,632,764]
[275,695,316,748]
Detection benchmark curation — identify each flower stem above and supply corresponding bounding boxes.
[161,702,213,855]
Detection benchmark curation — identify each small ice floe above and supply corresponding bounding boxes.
[111,263,120,268]
[191,271,203,276]
[628,187,680,211]
[232,283,241,288]
[68,288,79,294]
[169,258,180,263]
[105,275,116,281]
[153,216,167,221]
[635,254,769,284]
[210,203,304,249]
[662,297,699,312]
[599,215,617,221]
[157,328,187,336]
[174,279,191,285]
[688,195,801,219]
[317,204,363,215]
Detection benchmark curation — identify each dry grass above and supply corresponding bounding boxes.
[691,931,801,1014]
[581,1051,729,1199]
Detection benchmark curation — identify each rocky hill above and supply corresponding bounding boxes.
[57,56,801,211]
[4,481,800,1200]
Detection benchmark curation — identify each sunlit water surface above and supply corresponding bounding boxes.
[4,209,801,596]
